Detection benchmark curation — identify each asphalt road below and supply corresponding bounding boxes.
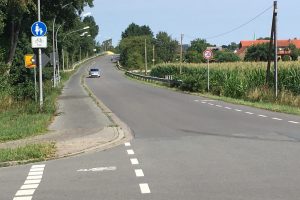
[1,55,300,200]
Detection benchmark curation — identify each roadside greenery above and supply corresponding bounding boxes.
[119,23,179,70]
[150,62,300,108]
[0,71,72,142]
[0,143,55,163]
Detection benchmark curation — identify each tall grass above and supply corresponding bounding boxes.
[150,61,300,107]
[0,71,72,142]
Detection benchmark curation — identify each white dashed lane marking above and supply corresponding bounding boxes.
[198,100,300,126]
[130,158,139,165]
[139,183,151,194]
[127,149,135,155]
[258,114,268,118]
[20,184,39,190]
[13,197,32,200]
[245,112,254,115]
[124,142,151,195]
[124,142,131,147]
[13,164,45,200]
[135,169,145,177]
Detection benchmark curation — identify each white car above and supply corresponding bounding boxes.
[89,68,101,78]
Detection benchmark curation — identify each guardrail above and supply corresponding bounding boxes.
[125,71,182,86]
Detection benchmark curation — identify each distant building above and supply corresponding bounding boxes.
[237,38,300,59]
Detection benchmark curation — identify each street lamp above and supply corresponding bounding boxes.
[52,2,73,87]
[62,26,90,70]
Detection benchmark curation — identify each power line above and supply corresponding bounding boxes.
[204,5,273,40]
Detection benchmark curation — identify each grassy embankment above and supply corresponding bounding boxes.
[0,71,72,164]
[146,61,300,115]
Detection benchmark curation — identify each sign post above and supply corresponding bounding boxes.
[31,0,47,109]
[203,49,213,92]
[24,54,37,102]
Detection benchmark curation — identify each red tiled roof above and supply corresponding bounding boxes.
[240,39,300,48]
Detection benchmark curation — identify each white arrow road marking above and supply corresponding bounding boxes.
[77,166,117,172]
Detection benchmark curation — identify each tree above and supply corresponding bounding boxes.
[121,23,153,39]
[214,51,240,62]
[222,42,239,52]
[244,43,270,62]
[155,32,178,63]
[119,35,153,69]
[185,38,211,63]
[289,44,300,61]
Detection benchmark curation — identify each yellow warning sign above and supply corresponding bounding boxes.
[24,54,36,68]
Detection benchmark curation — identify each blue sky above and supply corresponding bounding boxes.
[84,0,300,46]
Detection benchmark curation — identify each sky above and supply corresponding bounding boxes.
[84,0,300,46]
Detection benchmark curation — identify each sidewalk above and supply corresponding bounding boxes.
[0,60,132,158]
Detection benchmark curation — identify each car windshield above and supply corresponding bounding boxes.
[90,69,99,72]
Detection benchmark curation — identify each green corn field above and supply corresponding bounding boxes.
[150,61,300,107]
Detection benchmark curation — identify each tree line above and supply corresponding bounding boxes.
[0,0,99,101]
[117,23,300,70]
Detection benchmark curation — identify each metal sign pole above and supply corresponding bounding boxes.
[34,67,37,102]
[38,0,43,108]
[207,59,210,92]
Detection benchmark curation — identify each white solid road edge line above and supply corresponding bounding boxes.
[139,183,151,194]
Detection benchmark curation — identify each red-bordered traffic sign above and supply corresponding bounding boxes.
[203,49,213,60]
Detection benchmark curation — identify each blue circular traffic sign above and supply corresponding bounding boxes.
[31,21,47,37]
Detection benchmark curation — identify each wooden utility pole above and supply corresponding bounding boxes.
[274,1,278,98]
[145,39,148,75]
[180,34,184,74]
[266,1,278,97]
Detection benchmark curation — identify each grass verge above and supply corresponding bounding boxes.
[0,143,56,166]
[126,75,300,116]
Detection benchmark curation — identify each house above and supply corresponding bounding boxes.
[237,38,300,59]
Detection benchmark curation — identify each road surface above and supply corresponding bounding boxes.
[1,55,300,200]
